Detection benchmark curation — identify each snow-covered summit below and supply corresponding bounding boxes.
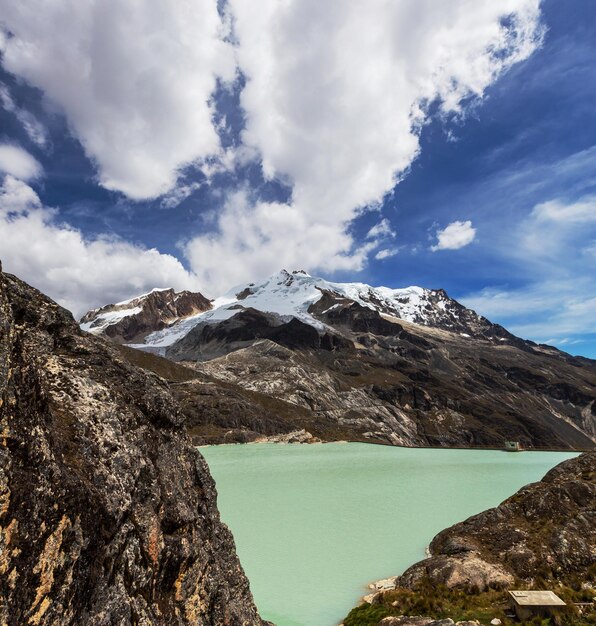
[224,269,432,324]
[99,269,495,350]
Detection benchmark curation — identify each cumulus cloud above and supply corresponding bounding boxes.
[0,143,42,180]
[184,189,373,289]
[184,0,542,290]
[0,0,235,199]
[431,220,476,251]
[0,176,198,316]
[0,0,544,294]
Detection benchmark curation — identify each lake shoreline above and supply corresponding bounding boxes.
[198,435,593,453]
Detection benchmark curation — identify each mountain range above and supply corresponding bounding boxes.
[80,270,596,450]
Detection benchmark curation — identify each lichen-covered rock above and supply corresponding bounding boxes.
[0,267,267,625]
[398,553,514,593]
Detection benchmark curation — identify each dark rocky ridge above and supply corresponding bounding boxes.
[175,306,596,450]
[81,288,212,343]
[168,308,352,362]
[345,451,595,625]
[310,285,521,344]
[0,267,266,625]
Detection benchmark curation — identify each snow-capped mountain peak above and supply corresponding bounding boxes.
[80,269,510,352]
[223,269,440,327]
[80,287,212,343]
[81,270,512,351]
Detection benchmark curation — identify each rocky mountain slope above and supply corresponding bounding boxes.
[80,287,212,343]
[82,270,596,450]
[0,266,267,625]
[344,451,595,625]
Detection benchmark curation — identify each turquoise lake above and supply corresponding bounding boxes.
[201,443,577,626]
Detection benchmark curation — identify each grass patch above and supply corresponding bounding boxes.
[343,603,392,626]
[343,580,595,626]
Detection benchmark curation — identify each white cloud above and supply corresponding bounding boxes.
[531,197,596,223]
[431,220,476,251]
[184,0,541,290]
[0,0,544,295]
[461,192,596,346]
[366,218,396,240]
[160,182,203,209]
[0,176,198,317]
[583,241,596,257]
[517,196,596,264]
[0,83,48,147]
[375,247,399,260]
[0,0,235,200]
[0,144,42,180]
[184,189,374,289]
[463,282,596,343]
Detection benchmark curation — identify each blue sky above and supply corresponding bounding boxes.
[0,0,595,357]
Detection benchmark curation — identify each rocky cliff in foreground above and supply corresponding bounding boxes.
[344,452,595,625]
[0,266,266,625]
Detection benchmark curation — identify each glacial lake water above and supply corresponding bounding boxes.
[201,443,577,626]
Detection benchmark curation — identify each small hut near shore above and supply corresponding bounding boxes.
[508,590,566,620]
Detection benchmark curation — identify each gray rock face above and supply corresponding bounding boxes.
[0,268,266,625]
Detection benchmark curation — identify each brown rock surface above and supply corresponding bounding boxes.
[0,267,266,625]
[81,288,212,343]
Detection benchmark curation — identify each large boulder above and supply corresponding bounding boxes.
[398,553,514,593]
